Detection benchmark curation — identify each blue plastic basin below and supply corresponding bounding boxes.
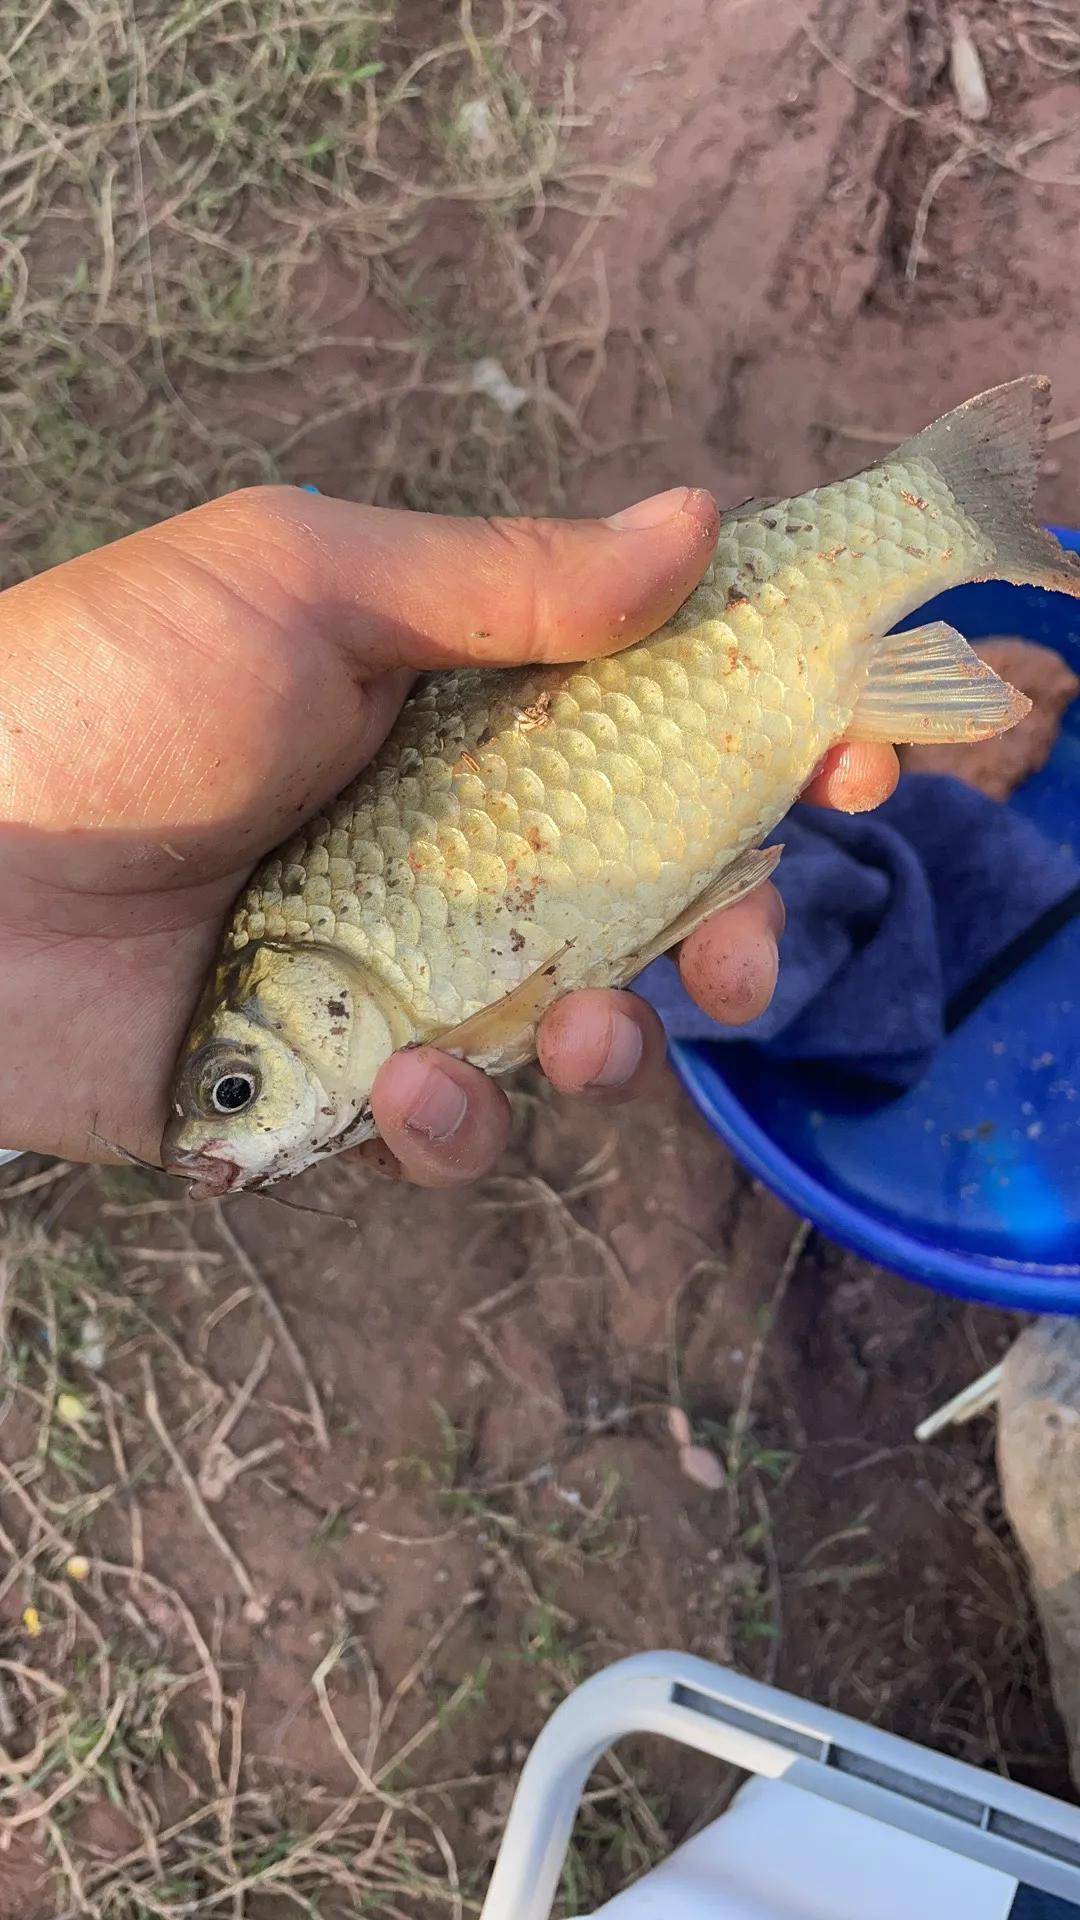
[670,528,1080,1313]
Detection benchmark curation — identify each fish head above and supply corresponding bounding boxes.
[163,942,398,1193]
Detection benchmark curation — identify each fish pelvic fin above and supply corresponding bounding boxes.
[900,375,1080,598]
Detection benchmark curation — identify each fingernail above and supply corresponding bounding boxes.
[605,486,691,532]
[588,1010,644,1088]
[404,1066,468,1141]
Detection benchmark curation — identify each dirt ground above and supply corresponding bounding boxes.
[3,0,1080,1914]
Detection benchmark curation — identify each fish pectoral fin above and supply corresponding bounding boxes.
[428,942,578,1073]
[847,621,1031,744]
[613,843,784,986]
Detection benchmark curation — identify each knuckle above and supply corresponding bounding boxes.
[204,484,307,543]
[179,487,334,624]
[482,516,565,659]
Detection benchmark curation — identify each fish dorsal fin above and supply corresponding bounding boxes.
[428,844,783,1075]
[848,621,1031,744]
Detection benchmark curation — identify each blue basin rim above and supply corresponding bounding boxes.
[669,524,1080,1315]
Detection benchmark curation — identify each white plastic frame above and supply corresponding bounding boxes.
[479,1650,1080,1920]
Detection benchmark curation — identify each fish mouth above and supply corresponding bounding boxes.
[163,1147,243,1200]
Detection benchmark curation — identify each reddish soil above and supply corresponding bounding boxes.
[560,0,1080,533]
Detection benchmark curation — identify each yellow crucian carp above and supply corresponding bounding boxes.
[164,376,1079,1193]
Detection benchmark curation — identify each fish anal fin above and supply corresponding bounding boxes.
[848,621,1031,745]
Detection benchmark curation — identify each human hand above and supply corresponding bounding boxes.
[0,486,897,1185]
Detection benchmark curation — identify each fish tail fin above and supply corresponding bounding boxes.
[899,375,1080,597]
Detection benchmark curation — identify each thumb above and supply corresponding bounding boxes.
[166,482,719,674]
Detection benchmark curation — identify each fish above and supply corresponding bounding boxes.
[163,375,1080,1194]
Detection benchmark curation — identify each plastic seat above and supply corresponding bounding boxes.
[478,1651,1080,1919]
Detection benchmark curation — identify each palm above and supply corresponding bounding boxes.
[0,524,407,1164]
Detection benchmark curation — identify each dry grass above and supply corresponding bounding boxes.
[0,1159,675,1916]
[0,1206,383,1918]
[0,0,649,587]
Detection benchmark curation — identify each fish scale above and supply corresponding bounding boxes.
[229,457,982,1031]
[165,376,1080,1192]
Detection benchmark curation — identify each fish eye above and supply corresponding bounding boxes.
[193,1054,261,1119]
[210,1071,258,1114]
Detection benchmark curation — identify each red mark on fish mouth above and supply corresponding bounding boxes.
[163,1147,241,1200]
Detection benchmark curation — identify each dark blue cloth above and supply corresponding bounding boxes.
[636,773,1080,1090]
